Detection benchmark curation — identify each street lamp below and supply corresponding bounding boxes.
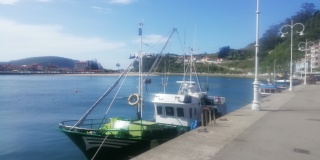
[298,39,314,84]
[252,0,260,111]
[280,20,304,91]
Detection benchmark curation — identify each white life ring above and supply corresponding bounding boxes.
[128,93,140,106]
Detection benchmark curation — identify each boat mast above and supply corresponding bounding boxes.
[138,22,143,119]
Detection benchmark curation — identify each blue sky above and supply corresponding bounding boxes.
[1,0,320,69]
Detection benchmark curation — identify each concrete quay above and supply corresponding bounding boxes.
[133,83,320,160]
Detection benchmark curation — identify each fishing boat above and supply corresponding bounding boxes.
[58,26,226,160]
[152,51,226,128]
[259,83,281,97]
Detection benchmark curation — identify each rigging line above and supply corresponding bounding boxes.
[153,35,174,72]
[144,85,148,98]
[179,62,190,92]
[175,29,187,55]
[144,28,176,81]
[98,67,132,128]
[175,29,188,85]
[153,54,163,72]
[194,64,202,92]
[71,59,136,129]
[143,29,176,54]
[105,70,130,115]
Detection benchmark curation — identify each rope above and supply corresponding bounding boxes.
[91,134,109,160]
[98,68,131,128]
[105,72,129,115]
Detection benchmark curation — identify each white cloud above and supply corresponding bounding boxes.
[0,18,125,61]
[108,0,135,5]
[91,5,111,14]
[0,0,19,5]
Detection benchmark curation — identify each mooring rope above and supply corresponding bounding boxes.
[91,134,109,160]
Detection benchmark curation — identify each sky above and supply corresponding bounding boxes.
[1,0,320,69]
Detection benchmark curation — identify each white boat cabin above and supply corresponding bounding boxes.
[152,81,225,127]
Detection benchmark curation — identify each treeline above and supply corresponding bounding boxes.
[132,55,238,74]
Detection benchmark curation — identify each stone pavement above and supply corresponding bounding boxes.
[133,83,320,160]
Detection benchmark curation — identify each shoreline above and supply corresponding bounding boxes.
[0,72,271,79]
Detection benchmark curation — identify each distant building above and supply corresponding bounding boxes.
[200,56,210,62]
[295,39,320,74]
[29,64,43,71]
[74,61,88,72]
[311,40,319,72]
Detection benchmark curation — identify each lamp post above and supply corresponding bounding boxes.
[280,20,304,91]
[252,0,260,111]
[298,39,314,84]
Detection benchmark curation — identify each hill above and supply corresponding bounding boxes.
[4,56,77,68]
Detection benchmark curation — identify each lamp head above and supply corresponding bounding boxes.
[299,32,304,36]
[298,47,302,51]
[281,34,285,38]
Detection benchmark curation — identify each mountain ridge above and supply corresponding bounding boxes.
[1,56,78,68]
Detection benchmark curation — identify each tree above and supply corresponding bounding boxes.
[88,60,100,70]
[292,3,317,24]
[116,63,120,72]
[218,46,230,58]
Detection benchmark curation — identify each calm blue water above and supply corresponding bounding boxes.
[0,75,253,160]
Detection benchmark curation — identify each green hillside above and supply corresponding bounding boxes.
[259,3,320,72]
[7,56,77,68]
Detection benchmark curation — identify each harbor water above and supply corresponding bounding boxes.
[0,75,253,160]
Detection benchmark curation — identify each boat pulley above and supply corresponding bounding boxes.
[144,78,152,84]
[128,93,140,106]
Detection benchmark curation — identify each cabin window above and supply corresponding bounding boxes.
[189,108,192,118]
[157,106,163,115]
[165,106,174,116]
[265,89,270,93]
[194,108,197,115]
[177,108,184,117]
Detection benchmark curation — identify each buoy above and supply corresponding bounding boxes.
[128,93,140,106]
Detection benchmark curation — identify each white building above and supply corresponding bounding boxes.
[295,39,320,74]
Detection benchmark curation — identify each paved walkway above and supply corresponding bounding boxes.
[133,83,320,160]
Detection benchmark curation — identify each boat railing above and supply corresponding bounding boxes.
[207,96,226,105]
[59,119,109,130]
[218,97,226,104]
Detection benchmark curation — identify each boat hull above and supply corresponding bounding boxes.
[60,130,152,160]
[59,121,186,160]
